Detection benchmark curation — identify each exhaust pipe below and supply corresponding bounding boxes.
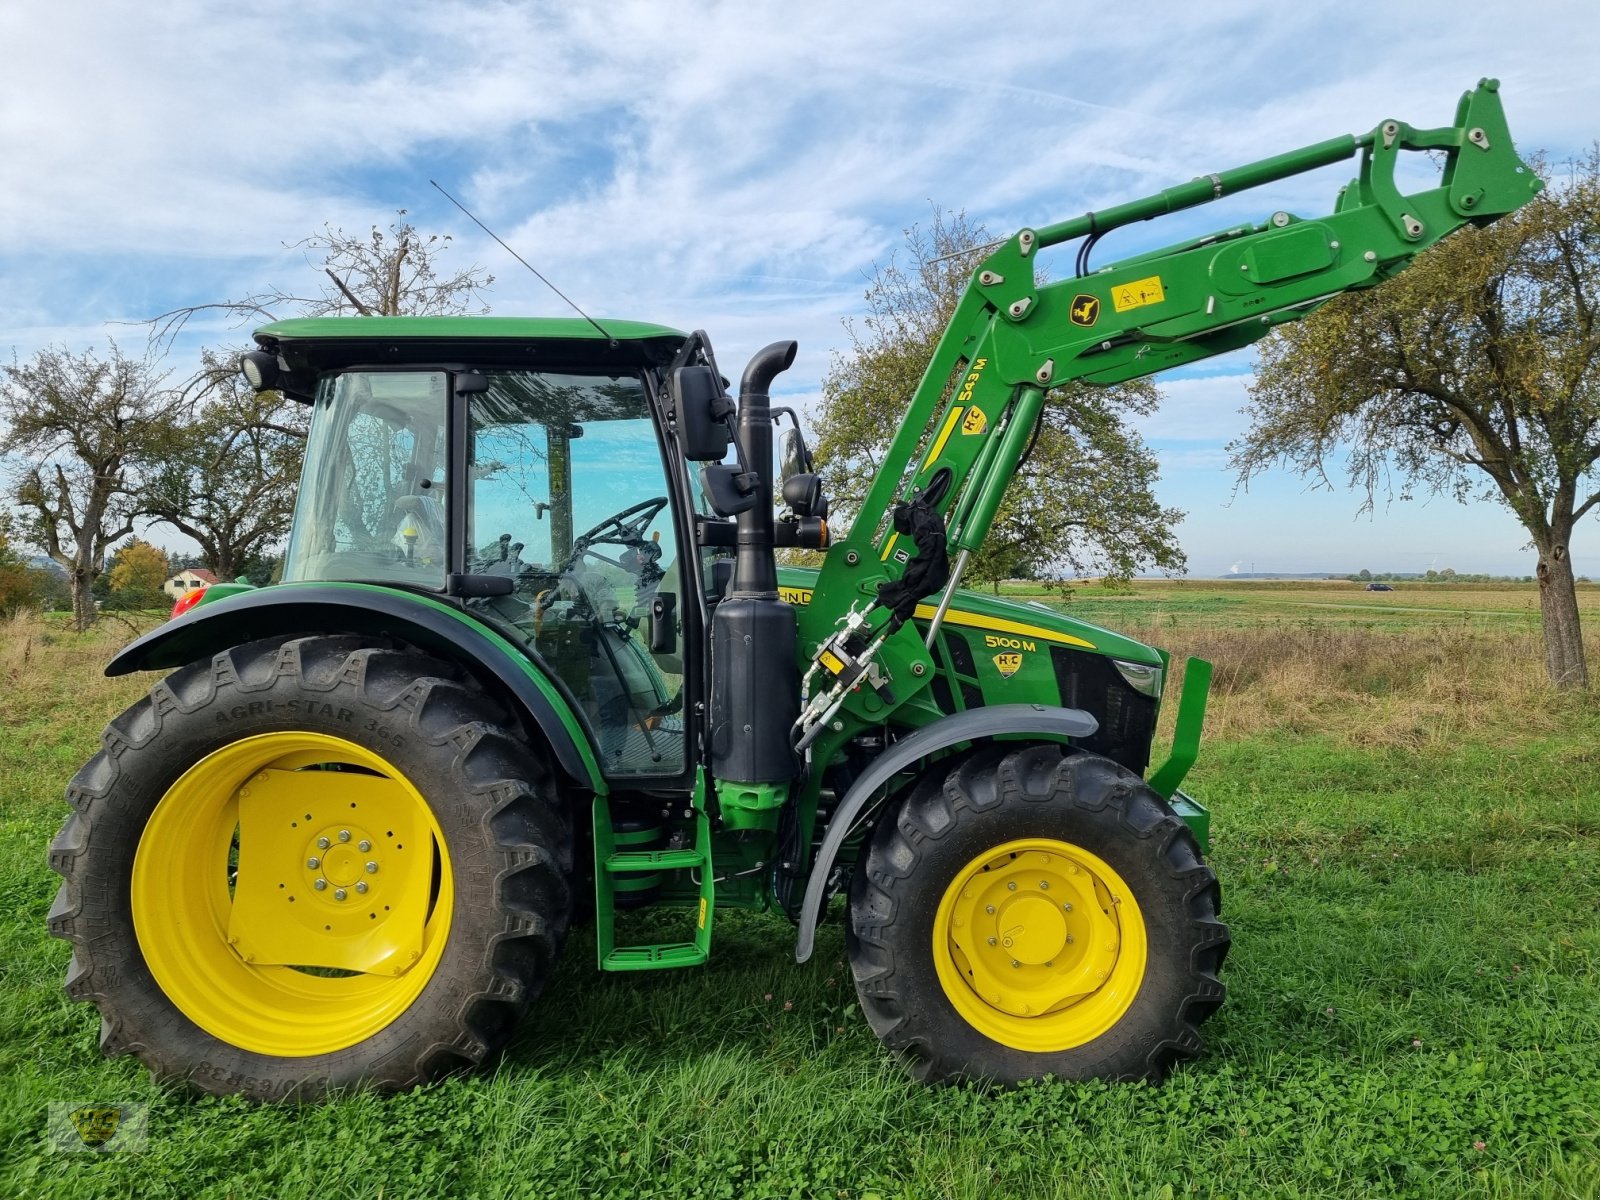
[710,340,801,787]
[729,340,797,599]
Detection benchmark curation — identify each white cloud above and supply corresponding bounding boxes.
[4,0,1600,573]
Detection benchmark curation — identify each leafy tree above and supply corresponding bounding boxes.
[0,512,44,619]
[814,209,1183,589]
[143,349,307,579]
[105,537,170,611]
[0,344,179,629]
[1232,151,1600,689]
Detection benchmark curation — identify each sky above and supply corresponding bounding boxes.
[3,0,1599,578]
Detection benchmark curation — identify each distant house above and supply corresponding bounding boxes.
[163,568,218,600]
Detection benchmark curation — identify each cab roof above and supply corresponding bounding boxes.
[253,317,690,400]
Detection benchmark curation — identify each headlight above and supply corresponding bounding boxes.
[1112,658,1163,698]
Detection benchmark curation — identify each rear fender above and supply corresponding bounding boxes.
[106,583,605,791]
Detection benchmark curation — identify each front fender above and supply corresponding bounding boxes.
[107,582,605,791]
[793,703,1098,962]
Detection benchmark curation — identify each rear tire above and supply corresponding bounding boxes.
[847,745,1228,1085]
[47,635,573,1102]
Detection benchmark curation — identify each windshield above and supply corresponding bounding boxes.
[283,371,449,588]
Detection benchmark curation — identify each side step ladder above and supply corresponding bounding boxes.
[591,794,715,971]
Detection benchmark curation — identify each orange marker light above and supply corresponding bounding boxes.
[171,584,208,620]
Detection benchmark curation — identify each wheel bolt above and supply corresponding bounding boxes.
[366,861,379,874]
[1038,881,1049,890]
[985,905,995,914]
[317,837,331,849]
[314,878,328,891]
[987,936,997,946]
[338,830,351,843]
[1007,881,1017,891]
[307,856,320,869]
[1067,935,1075,944]
[356,881,368,895]
[358,839,372,852]
[334,888,347,901]
[1010,960,1020,969]
[1063,902,1073,912]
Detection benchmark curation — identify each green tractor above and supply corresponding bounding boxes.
[49,82,1539,1100]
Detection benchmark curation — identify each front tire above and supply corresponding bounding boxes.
[47,635,573,1101]
[847,745,1228,1085]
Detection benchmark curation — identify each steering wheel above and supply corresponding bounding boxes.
[572,496,669,551]
[561,495,669,570]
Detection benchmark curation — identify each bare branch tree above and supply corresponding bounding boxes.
[142,210,495,354]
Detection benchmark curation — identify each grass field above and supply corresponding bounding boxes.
[3,584,1600,1198]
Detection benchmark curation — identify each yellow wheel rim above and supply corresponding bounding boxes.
[933,837,1147,1052]
[131,732,453,1057]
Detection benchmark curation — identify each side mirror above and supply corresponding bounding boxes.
[699,464,759,516]
[669,366,734,461]
[779,428,807,482]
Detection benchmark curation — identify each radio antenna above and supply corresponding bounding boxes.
[429,179,617,347]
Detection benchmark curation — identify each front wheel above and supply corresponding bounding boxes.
[47,635,573,1101]
[847,745,1228,1085]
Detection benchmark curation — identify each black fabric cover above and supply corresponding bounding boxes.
[874,468,953,629]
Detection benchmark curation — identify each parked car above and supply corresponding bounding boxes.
[1364,582,1394,591]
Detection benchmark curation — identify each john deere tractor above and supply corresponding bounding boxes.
[49,82,1539,1100]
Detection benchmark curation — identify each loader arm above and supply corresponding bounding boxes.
[793,79,1540,746]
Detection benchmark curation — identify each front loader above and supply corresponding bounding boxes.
[48,81,1540,1100]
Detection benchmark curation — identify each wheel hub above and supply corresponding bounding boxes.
[228,767,431,975]
[937,840,1147,1045]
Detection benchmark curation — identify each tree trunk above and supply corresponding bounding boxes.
[70,570,97,632]
[1536,536,1588,690]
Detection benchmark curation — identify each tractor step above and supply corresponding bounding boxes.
[591,786,715,973]
[604,848,705,873]
[601,943,708,971]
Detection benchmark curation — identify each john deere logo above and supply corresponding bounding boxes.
[993,652,1024,678]
[1070,294,1100,327]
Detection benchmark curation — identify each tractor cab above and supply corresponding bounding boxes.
[249,317,731,780]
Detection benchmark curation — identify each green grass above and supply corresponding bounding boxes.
[3,608,1600,1197]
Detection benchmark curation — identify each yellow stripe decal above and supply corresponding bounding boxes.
[912,605,1096,649]
[880,531,900,562]
[780,585,1094,650]
[923,406,965,469]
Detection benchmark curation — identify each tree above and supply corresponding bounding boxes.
[814,209,1183,588]
[0,512,45,619]
[1231,151,1600,689]
[136,214,492,573]
[0,345,179,629]
[105,537,170,611]
[148,211,495,349]
[143,349,307,580]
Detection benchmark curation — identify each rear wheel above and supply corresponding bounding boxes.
[847,745,1228,1084]
[47,635,573,1101]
